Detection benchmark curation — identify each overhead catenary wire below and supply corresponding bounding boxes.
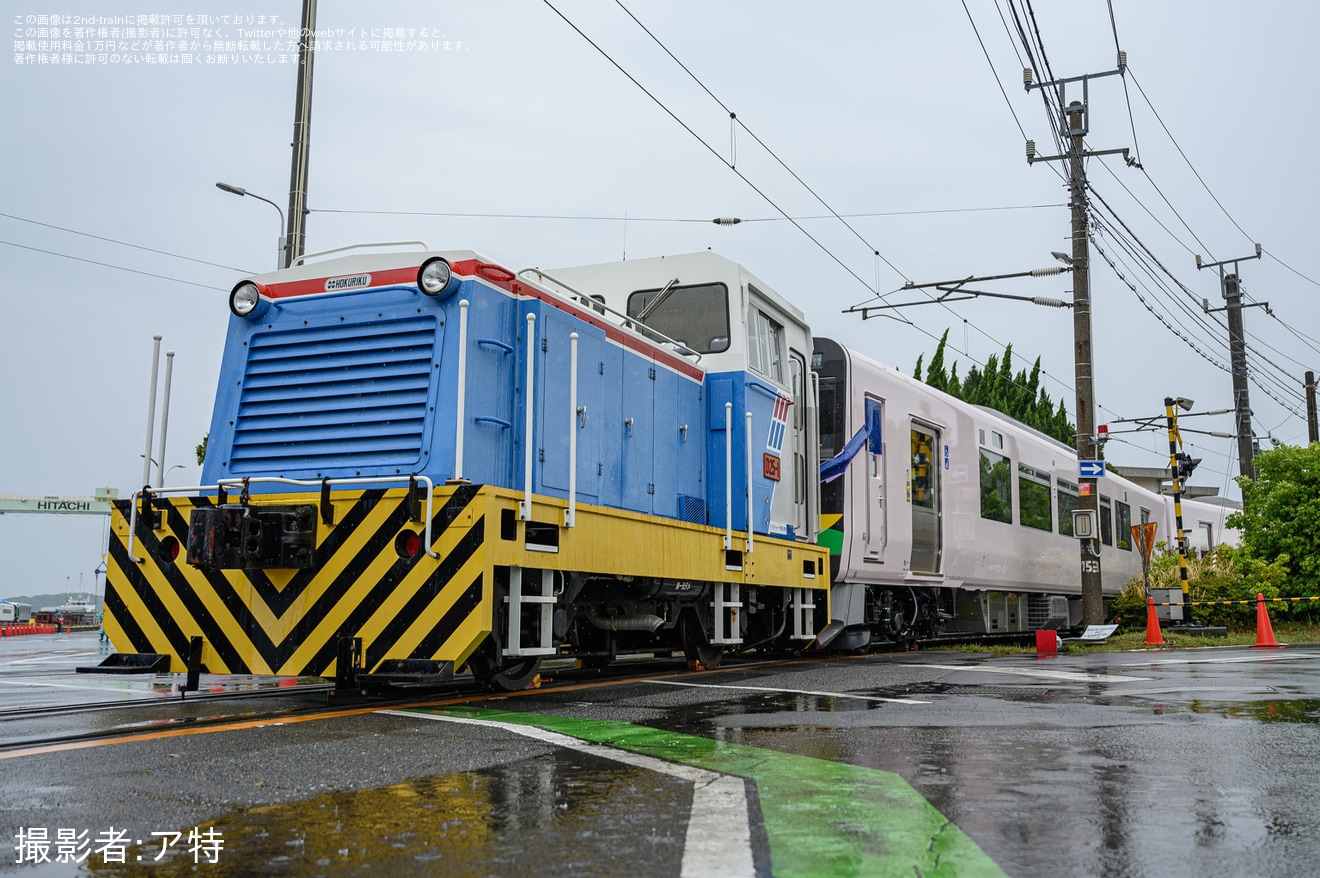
[538,0,901,296]
[610,0,908,283]
[311,204,1066,223]
[544,0,1099,424]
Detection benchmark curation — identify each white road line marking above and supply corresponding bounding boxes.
[392,711,755,878]
[906,663,1150,683]
[1120,652,1320,667]
[0,679,150,695]
[644,679,931,704]
[0,652,103,668]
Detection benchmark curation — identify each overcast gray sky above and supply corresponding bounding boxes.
[3,1,1317,600]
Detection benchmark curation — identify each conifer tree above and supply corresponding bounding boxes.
[910,334,1075,445]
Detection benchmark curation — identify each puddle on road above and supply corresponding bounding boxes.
[1213,698,1320,723]
[82,749,687,877]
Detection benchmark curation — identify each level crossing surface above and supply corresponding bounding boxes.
[3,633,1320,876]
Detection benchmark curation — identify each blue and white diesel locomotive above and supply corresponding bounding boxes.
[101,245,1234,687]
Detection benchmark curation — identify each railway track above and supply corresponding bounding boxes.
[0,636,1042,755]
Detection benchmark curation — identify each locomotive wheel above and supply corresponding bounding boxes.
[468,645,543,692]
[681,613,724,669]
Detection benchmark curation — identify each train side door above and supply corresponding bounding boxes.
[862,395,886,562]
[909,422,942,573]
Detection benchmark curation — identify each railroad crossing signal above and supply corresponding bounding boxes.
[1078,460,1106,479]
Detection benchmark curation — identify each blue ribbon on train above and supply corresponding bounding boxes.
[819,400,883,483]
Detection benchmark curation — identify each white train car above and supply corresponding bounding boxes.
[813,337,1235,648]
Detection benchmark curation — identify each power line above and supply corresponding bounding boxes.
[311,203,1065,223]
[1105,0,1142,165]
[609,0,907,282]
[1088,205,1307,409]
[539,0,898,293]
[1264,248,1320,290]
[0,212,252,274]
[961,0,1031,144]
[0,239,230,291]
[1127,68,1253,251]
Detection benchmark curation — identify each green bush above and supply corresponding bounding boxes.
[1114,543,1289,629]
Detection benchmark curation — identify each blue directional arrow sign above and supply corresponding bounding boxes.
[1079,460,1106,479]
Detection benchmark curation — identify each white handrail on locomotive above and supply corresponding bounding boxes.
[454,299,470,481]
[567,331,579,529]
[125,475,442,563]
[515,267,703,362]
[521,312,536,522]
[292,240,432,265]
[746,411,755,555]
[724,402,733,551]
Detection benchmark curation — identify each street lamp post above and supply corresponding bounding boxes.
[141,455,185,487]
[216,182,287,269]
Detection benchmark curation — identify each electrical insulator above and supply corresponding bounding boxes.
[1023,68,1033,86]
[1117,51,1127,69]
[1029,266,1066,277]
[711,217,742,226]
[1031,297,1068,308]
[1026,140,1036,161]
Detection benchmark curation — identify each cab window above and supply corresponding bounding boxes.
[627,282,730,354]
[747,305,784,382]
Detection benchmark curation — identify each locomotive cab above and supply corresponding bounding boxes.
[546,251,820,544]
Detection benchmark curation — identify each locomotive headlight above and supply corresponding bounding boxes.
[229,282,268,319]
[418,257,455,297]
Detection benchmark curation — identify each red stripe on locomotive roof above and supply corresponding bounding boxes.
[255,258,705,382]
[262,266,420,299]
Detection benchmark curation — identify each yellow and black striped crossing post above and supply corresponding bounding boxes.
[1165,398,1191,622]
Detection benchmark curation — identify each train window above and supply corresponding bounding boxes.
[991,431,1004,449]
[1099,495,1113,546]
[1018,463,1052,531]
[1058,480,1079,536]
[979,448,1011,523]
[817,376,841,459]
[627,282,730,354]
[747,304,785,382]
[1116,501,1132,550]
[912,427,936,510]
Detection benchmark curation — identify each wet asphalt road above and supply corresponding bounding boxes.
[3,633,1320,876]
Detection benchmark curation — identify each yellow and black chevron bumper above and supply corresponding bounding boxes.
[105,483,829,676]
[105,484,493,676]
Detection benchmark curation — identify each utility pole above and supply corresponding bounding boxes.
[284,0,317,267]
[1197,246,1265,480]
[1025,57,1134,626]
[1307,371,1318,444]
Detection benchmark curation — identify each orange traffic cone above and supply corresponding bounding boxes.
[1252,593,1283,649]
[1145,596,1165,646]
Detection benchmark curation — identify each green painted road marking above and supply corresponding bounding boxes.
[408,706,1006,878]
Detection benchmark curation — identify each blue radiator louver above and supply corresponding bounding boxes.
[229,317,437,474]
